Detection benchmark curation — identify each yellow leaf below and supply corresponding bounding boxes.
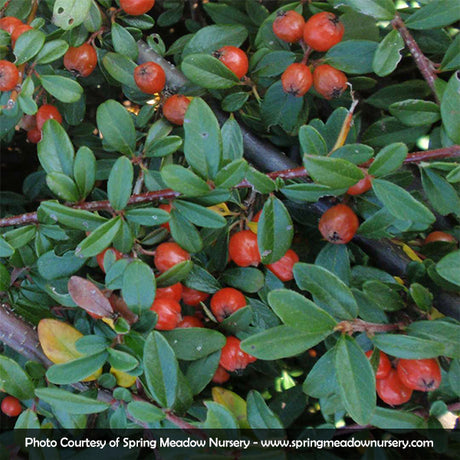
[212,387,250,429]
[247,221,258,234]
[82,368,102,382]
[402,244,423,263]
[102,317,116,330]
[207,203,233,216]
[393,276,405,285]
[110,368,136,388]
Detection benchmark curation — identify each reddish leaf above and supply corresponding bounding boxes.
[68,276,113,318]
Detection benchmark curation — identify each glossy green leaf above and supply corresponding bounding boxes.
[370,407,426,429]
[440,34,460,71]
[40,75,83,103]
[37,250,87,280]
[102,52,137,88]
[161,165,210,196]
[436,250,460,287]
[303,348,338,398]
[389,99,440,127]
[169,209,203,253]
[335,0,395,20]
[144,136,183,158]
[299,126,328,156]
[36,39,69,64]
[405,0,460,29]
[127,401,165,423]
[52,0,92,30]
[35,388,109,414]
[372,334,445,358]
[222,267,264,293]
[46,172,80,202]
[122,260,156,313]
[368,142,407,177]
[75,217,122,258]
[326,40,378,74]
[107,348,139,372]
[440,72,460,144]
[111,22,138,60]
[107,157,133,211]
[214,159,248,188]
[125,207,170,226]
[247,390,283,430]
[73,146,96,199]
[174,200,226,228]
[0,356,35,400]
[156,260,194,287]
[372,30,404,77]
[14,29,45,64]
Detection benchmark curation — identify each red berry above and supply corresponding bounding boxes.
[181,286,209,307]
[303,12,344,52]
[11,23,32,47]
[313,64,347,100]
[318,204,359,244]
[376,369,413,406]
[26,128,41,144]
[64,43,98,78]
[210,288,246,322]
[1,396,22,417]
[347,173,373,196]
[177,315,203,328]
[150,297,181,330]
[272,10,305,43]
[212,365,230,384]
[219,336,256,372]
[154,242,191,273]
[281,63,313,97]
[0,16,22,35]
[365,350,392,380]
[266,249,299,282]
[396,359,442,392]
[36,104,63,131]
[228,230,260,267]
[163,94,191,126]
[214,46,248,80]
[156,282,183,302]
[252,210,262,223]
[159,203,172,232]
[120,0,155,16]
[134,61,166,94]
[424,231,457,245]
[96,247,123,273]
[0,60,19,92]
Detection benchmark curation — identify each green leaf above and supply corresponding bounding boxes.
[144,136,183,158]
[203,401,239,430]
[185,352,220,395]
[373,30,404,77]
[281,183,347,202]
[303,155,364,188]
[245,167,276,193]
[0,356,35,400]
[169,209,203,253]
[46,172,80,202]
[37,120,75,176]
[122,260,156,314]
[102,52,137,88]
[214,159,247,188]
[325,40,378,74]
[46,352,107,384]
[268,289,337,331]
[125,207,170,226]
[405,0,460,29]
[221,117,244,161]
[107,157,133,211]
[40,75,83,103]
[363,281,404,311]
[96,100,136,156]
[73,146,96,199]
[36,39,69,64]
[253,50,296,77]
[75,217,122,258]
[14,29,45,64]
[299,126,328,156]
[0,264,10,291]
[222,92,249,112]
[247,391,283,430]
[15,409,40,429]
[0,237,14,257]
[257,196,293,264]
[111,22,138,61]
[436,250,460,287]
[3,226,36,249]
[156,260,194,287]
[127,401,165,423]
[163,329,226,361]
[368,143,408,177]
[335,0,395,20]
[293,263,358,320]
[372,334,445,358]
[440,72,460,144]
[174,200,226,229]
[183,98,222,180]
[35,388,109,414]
[315,243,351,284]
[440,35,460,71]
[366,81,431,110]
[303,348,338,398]
[161,165,210,196]
[389,99,440,127]
[143,331,178,408]
[52,0,92,30]
[335,335,376,425]
[182,54,240,89]
[107,348,139,371]
[222,267,264,293]
[370,407,426,429]
[37,250,87,280]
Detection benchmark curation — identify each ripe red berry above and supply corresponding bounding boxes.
[27,128,42,144]
[36,104,63,131]
[303,12,344,52]
[0,16,23,35]
[177,315,203,328]
[318,204,359,244]
[219,336,256,372]
[120,0,155,16]
[272,10,305,43]
[64,43,98,78]
[163,94,191,126]
[11,23,32,47]
[210,288,246,322]
[424,231,457,245]
[96,247,123,273]
[134,61,166,94]
[228,230,260,267]
[154,242,191,273]
[212,365,230,384]
[281,63,313,97]
[150,297,181,330]
[214,46,248,80]
[347,173,373,196]
[313,64,347,100]
[1,396,22,417]
[156,282,183,302]
[0,60,19,92]
[266,249,299,282]
[396,359,442,392]
[181,286,210,307]
[376,369,413,406]
[365,350,392,380]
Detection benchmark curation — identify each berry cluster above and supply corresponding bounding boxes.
[273,11,348,100]
[366,350,442,406]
